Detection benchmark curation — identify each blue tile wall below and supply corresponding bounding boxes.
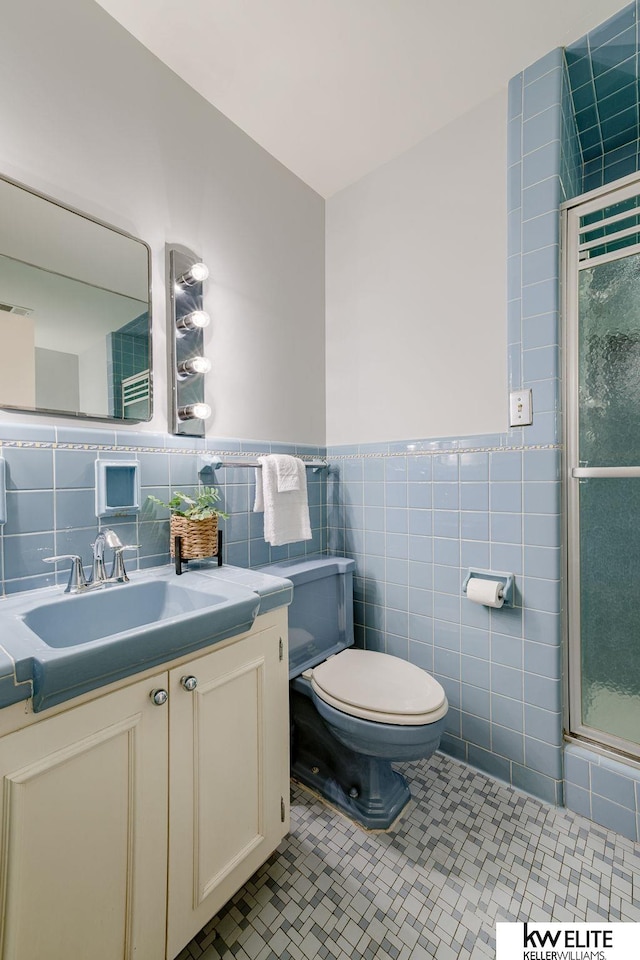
[565,2,640,193]
[510,45,579,458]
[0,422,326,595]
[565,743,640,841]
[561,56,583,201]
[107,321,149,419]
[327,438,564,807]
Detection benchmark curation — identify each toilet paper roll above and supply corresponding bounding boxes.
[466,578,505,608]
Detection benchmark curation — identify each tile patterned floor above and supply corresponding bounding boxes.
[176,754,640,960]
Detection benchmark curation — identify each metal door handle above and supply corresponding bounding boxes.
[571,466,640,478]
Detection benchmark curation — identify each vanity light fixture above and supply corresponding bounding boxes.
[177,356,211,377]
[176,261,209,287]
[176,309,210,332]
[168,245,212,436]
[177,402,211,422]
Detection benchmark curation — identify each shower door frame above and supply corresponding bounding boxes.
[563,171,640,763]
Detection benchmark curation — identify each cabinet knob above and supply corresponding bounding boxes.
[150,688,168,706]
[180,675,198,692]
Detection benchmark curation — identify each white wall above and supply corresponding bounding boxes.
[325,91,508,445]
[0,314,35,409]
[35,348,80,412]
[78,339,109,417]
[0,0,325,444]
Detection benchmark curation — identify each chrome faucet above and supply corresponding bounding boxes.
[44,528,140,593]
[91,530,109,585]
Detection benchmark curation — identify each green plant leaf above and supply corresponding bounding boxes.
[146,485,229,521]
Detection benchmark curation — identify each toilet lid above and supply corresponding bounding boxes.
[310,649,448,725]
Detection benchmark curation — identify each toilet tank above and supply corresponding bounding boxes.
[260,556,355,678]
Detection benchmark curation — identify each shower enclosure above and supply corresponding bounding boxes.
[564,174,640,761]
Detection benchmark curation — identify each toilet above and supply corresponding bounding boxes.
[262,556,448,829]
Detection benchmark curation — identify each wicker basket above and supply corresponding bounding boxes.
[170,514,219,560]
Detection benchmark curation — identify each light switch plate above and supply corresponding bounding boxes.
[509,389,533,426]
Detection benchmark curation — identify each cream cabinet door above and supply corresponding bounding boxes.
[167,617,290,959]
[0,673,169,960]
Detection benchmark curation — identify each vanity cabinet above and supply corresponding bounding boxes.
[167,619,290,957]
[0,671,169,960]
[0,610,290,960]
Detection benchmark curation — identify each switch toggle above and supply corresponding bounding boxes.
[509,389,533,426]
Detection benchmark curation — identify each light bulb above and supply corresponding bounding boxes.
[177,261,210,286]
[177,356,212,376]
[177,402,212,421]
[189,262,209,282]
[176,310,210,331]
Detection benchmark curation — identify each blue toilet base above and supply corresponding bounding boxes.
[291,685,415,829]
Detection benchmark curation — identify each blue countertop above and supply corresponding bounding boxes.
[0,564,292,713]
[186,560,294,614]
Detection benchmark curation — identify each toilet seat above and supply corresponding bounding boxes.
[309,649,448,725]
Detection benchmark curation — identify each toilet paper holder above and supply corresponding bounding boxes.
[462,568,515,608]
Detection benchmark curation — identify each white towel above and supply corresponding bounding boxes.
[273,454,301,492]
[253,466,265,513]
[253,455,312,546]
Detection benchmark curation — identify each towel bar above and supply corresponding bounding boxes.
[198,455,327,473]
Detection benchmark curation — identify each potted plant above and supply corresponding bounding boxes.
[147,486,228,560]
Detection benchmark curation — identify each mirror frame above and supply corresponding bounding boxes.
[0,172,153,424]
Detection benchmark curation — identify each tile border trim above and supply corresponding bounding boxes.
[0,440,323,461]
[327,443,562,461]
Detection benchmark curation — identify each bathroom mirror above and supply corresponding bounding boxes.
[0,174,151,422]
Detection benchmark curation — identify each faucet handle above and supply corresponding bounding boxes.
[43,554,82,563]
[113,544,141,556]
[100,528,123,549]
[43,555,88,593]
[110,544,140,583]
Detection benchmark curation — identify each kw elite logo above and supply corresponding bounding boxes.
[496,922,640,959]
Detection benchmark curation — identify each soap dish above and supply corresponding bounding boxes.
[95,460,141,518]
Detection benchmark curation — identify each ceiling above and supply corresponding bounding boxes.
[95,0,628,198]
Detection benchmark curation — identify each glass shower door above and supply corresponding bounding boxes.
[566,182,640,758]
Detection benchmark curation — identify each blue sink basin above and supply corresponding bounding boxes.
[23,580,237,648]
[0,569,263,711]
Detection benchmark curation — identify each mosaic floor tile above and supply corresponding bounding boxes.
[175,753,640,960]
